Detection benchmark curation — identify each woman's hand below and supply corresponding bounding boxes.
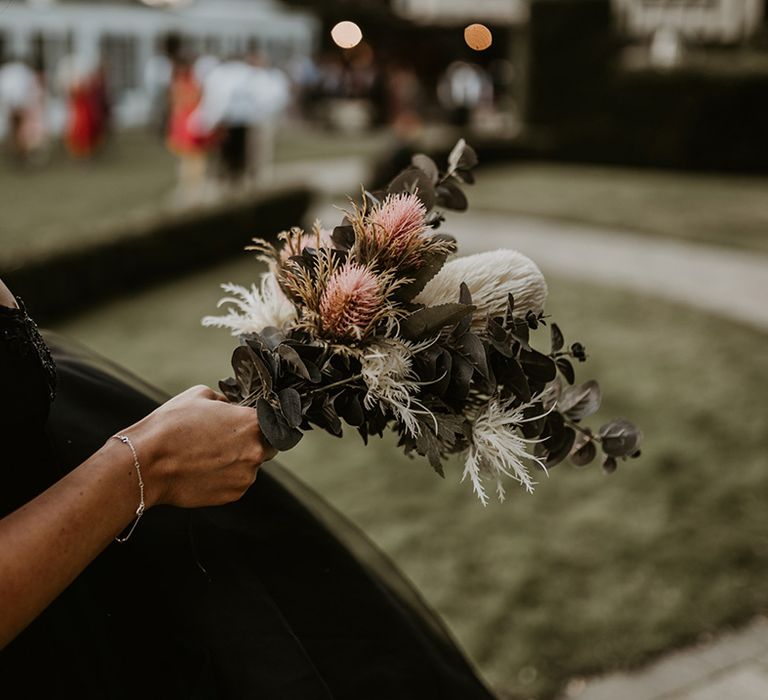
[120,385,276,509]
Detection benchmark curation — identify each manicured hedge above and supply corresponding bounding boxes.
[5,187,313,324]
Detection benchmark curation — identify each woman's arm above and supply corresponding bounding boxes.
[0,385,275,648]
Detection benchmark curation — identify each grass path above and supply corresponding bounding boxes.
[53,254,768,699]
[471,163,768,254]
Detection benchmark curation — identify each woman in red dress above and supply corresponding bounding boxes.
[167,58,212,203]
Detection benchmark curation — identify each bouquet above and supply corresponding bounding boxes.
[203,141,642,504]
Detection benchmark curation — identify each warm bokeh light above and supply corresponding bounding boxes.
[464,23,493,51]
[331,20,363,50]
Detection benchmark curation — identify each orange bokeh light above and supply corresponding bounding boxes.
[464,23,492,51]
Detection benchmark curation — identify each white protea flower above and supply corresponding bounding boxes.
[360,338,433,437]
[202,272,297,336]
[415,249,548,331]
[463,397,548,506]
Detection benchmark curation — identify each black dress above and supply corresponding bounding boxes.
[0,301,495,700]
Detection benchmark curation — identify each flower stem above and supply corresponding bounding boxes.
[309,373,364,394]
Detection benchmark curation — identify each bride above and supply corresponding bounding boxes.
[0,278,494,698]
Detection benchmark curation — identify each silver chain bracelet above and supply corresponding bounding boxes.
[113,434,145,543]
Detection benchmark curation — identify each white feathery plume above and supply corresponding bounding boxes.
[415,249,548,331]
[202,272,297,336]
[360,338,433,437]
[463,396,548,506]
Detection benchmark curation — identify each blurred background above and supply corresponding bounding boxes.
[1,1,767,698]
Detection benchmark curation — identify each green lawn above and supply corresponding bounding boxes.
[0,126,392,267]
[471,162,768,253]
[53,254,768,699]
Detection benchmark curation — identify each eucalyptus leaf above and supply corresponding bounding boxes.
[520,348,557,383]
[277,344,313,381]
[411,153,440,184]
[278,388,303,428]
[456,332,490,379]
[332,224,355,249]
[559,380,601,421]
[388,167,437,210]
[256,398,303,451]
[598,419,643,457]
[545,427,576,468]
[556,357,575,384]
[435,181,468,211]
[395,248,450,302]
[551,323,565,353]
[570,439,597,467]
[400,303,475,341]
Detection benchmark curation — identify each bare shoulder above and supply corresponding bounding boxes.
[0,279,19,310]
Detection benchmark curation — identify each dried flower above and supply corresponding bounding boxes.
[463,397,547,505]
[202,273,296,335]
[360,338,433,437]
[279,223,335,262]
[416,249,548,331]
[320,262,386,341]
[356,193,430,269]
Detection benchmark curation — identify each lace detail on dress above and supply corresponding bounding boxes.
[0,299,57,400]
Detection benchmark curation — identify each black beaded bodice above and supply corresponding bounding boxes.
[1,298,58,517]
[0,298,56,401]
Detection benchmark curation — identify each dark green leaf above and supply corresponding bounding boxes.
[457,332,490,379]
[520,348,557,383]
[394,248,449,303]
[435,181,468,211]
[598,419,643,457]
[550,323,565,353]
[447,138,478,173]
[570,439,597,467]
[277,344,313,381]
[556,357,575,384]
[400,303,475,341]
[496,355,531,402]
[388,167,436,210]
[602,456,618,474]
[334,392,365,427]
[256,398,303,451]
[546,427,576,468]
[278,388,302,428]
[332,225,355,249]
[218,377,242,403]
[411,153,440,184]
[559,380,601,421]
[449,352,474,400]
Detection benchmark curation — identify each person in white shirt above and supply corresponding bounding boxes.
[190,54,289,185]
[0,58,40,164]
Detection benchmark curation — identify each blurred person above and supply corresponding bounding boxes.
[191,54,287,186]
[59,53,103,159]
[385,64,423,140]
[437,61,493,127]
[90,62,113,149]
[144,52,173,139]
[0,57,40,165]
[166,56,213,203]
[245,52,289,184]
[0,279,495,699]
[20,65,49,162]
[286,51,320,117]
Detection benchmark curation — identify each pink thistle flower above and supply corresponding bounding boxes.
[320,262,385,340]
[364,193,427,267]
